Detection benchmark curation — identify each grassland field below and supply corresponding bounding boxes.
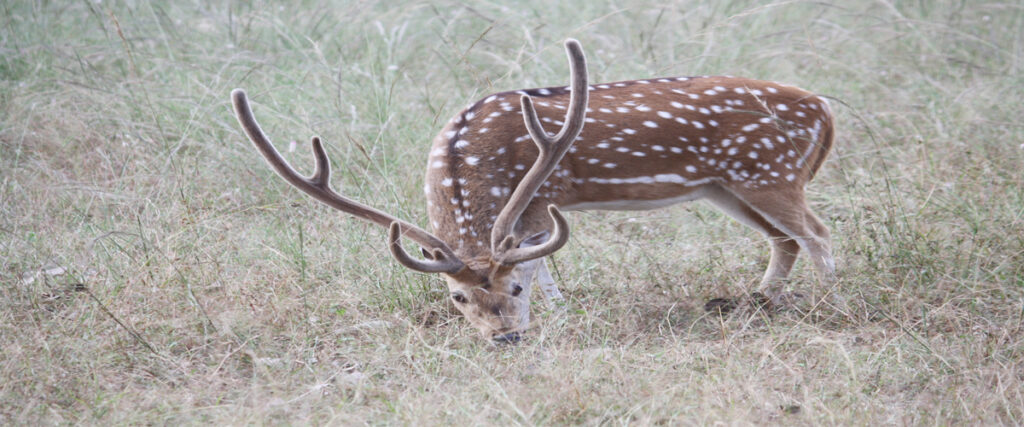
[2,0,1023,424]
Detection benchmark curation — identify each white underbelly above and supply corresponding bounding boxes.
[560,186,711,211]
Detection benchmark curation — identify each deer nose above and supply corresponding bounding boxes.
[491,331,522,344]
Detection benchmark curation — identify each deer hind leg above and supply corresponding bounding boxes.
[726,186,836,286]
[704,185,801,296]
[801,207,835,282]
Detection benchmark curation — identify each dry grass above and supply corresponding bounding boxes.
[2,0,1023,424]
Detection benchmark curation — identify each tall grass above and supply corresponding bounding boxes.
[2,0,1023,424]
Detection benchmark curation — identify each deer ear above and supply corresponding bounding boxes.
[519,231,551,248]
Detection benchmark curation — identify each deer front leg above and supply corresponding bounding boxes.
[534,258,565,310]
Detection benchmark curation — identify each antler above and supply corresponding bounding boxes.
[490,39,589,264]
[232,89,465,274]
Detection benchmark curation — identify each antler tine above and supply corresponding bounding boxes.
[231,89,465,274]
[310,136,330,187]
[490,39,588,264]
[520,39,589,150]
[388,223,464,273]
[494,205,570,264]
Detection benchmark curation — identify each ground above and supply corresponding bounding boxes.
[2,0,1022,424]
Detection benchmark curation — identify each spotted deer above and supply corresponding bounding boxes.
[232,39,836,343]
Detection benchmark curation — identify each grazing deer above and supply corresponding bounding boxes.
[232,39,835,343]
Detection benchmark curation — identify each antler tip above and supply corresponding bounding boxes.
[231,88,247,103]
[547,204,567,224]
[231,89,253,117]
[520,93,534,107]
[564,39,584,57]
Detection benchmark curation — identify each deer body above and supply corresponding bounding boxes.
[233,40,836,342]
[428,75,835,284]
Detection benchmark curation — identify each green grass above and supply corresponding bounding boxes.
[2,0,1023,424]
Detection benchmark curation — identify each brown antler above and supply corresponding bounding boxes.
[232,89,464,274]
[490,39,588,264]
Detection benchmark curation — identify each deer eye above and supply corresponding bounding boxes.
[512,285,523,297]
[451,293,468,304]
